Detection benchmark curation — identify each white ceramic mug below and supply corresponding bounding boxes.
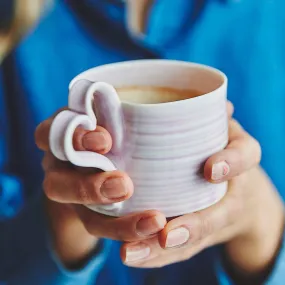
[49,60,228,217]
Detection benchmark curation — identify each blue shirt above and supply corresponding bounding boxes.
[0,0,285,284]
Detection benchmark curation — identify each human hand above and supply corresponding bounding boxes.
[120,108,284,282]
[36,103,284,280]
[35,110,167,266]
[34,102,234,266]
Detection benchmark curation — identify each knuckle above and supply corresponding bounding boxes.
[252,138,262,164]
[41,152,56,171]
[76,172,107,204]
[230,119,243,133]
[113,217,139,241]
[76,179,92,204]
[41,155,48,171]
[113,222,127,241]
[196,212,213,240]
[43,173,55,200]
[87,174,102,202]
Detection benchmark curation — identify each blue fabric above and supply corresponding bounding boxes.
[0,0,284,284]
[216,234,285,285]
[0,195,112,285]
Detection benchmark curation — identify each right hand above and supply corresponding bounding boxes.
[35,111,167,267]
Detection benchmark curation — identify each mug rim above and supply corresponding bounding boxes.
[69,59,227,108]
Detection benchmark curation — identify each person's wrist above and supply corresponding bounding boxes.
[45,198,99,268]
[224,167,285,282]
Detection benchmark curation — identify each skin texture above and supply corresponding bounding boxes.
[35,102,285,281]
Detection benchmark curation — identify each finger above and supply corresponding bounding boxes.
[121,237,159,266]
[35,117,54,151]
[35,117,112,154]
[121,236,204,268]
[73,126,112,154]
[42,152,72,172]
[159,178,244,249]
[227,101,234,119]
[44,169,134,204]
[204,119,261,182]
[75,207,166,242]
[35,108,67,151]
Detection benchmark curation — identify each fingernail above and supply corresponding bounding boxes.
[101,178,128,199]
[165,227,190,248]
[82,132,108,151]
[211,161,230,181]
[136,215,166,236]
[125,244,150,263]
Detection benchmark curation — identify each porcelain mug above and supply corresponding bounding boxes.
[49,60,228,217]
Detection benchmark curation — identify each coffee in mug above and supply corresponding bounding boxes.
[115,86,202,104]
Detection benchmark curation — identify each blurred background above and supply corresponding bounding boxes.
[0,0,48,61]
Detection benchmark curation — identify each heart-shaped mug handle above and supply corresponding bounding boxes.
[49,79,125,215]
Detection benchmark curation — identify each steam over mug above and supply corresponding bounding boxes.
[49,60,228,217]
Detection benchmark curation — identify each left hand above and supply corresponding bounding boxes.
[121,104,285,278]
